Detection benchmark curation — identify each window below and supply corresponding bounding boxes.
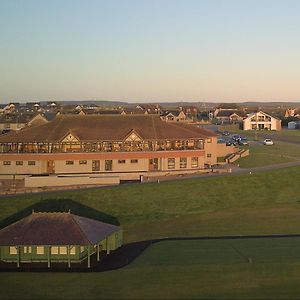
[80,246,85,253]
[191,157,199,168]
[168,158,175,169]
[70,246,76,255]
[79,160,87,165]
[105,160,113,171]
[180,157,187,168]
[207,153,212,158]
[9,246,17,255]
[23,246,32,254]
[16,161,23,166]
[36,246,44,255]
[59,246,67,255]
[92,160,100,171]
[3,161,11,166]
[28,161,36,166]
[207,138,212,143]
[66,161,74,165]
[131,159,138,164]
[118,160,126,164]
[51,246,59,255]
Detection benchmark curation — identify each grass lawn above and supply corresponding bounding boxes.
[3,238,300,299]
[2,167,300,298]
[235,141,300,168]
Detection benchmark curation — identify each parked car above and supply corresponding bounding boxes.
[232,134,241,141]
[222,131,230,136]
[263,139,274,146]
[238,138,248,145]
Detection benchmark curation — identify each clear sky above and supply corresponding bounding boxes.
[0,0,300,103]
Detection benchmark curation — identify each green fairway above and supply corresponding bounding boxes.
[236,141,300,168]
[3,238,300,299]
[2,167,300,299]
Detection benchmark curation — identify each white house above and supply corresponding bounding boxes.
[243,111,281,131]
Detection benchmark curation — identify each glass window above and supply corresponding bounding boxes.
[180,157,187,168]
[51,246,59,255]
[105,160,113,171]
[80,246,85,253]
[131,159,138,163]
[59,246,67,255]
[9,246,17,255]
[66,161,74,165]
[207,138,212,143]
[24,246,32,254]
[207,153,212,158]
[168,158,175,169]
[118,160,126,164]
[70,246,76,255]
[16,161,23,166]
[3,161,11,166]
[28,161,36,166]
[79,160,87,165]
[191,157,199,168]
[36,246,44,255]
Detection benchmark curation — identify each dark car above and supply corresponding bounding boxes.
[222,131,230,136]
[238,138,248,145]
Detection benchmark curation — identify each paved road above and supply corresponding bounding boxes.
[2,233,300,272]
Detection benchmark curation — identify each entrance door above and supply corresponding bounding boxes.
[92,160,100,171]
[47,160,55,173]
[149,158,159,171]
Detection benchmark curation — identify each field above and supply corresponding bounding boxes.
[2,167,300,298]
[236,141,300,168]
[3,238,300,299]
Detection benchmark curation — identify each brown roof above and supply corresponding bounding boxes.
[0,212,120,246]
[0,114,216,143]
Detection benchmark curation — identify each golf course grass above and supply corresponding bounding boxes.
[1,166,300,298]
[236,141,300,168]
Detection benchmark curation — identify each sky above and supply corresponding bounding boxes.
[0,0,300,103]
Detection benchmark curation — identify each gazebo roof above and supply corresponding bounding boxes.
[0,212,120,246]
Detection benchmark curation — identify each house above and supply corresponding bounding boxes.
[0,211,122,268]
[135,104,162,114]
[243,111,281,131]
[160,110,188,122]
[285,108,299,118]
[214,110,246,124]
[0,114,236,184]
[27,112,57,127]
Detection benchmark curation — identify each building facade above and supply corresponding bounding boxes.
[243,111,282,131]
[0,115,235,184]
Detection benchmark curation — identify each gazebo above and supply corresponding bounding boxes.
[0,211,122,268]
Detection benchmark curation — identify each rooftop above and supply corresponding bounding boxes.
[0,212,120,246]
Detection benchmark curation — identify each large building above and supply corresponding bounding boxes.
[243,111,281,131]
[0,114,235,186]
[0,211,122,268]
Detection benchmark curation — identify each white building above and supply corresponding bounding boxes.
[243,111,281,131]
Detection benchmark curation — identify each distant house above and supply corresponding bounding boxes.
[285,108,299,118]
[136,104,162,114]
[243,111,281,131]
[214,110,246,124]
[27,112,57,127]
[0,211,122,268]
[160,110,188,122]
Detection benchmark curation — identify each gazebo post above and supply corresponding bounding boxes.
[97,244,100,262]
[67,245,71,268]
[47,246,51,268]
[16,246,20,268]
[106,238,110,254]
[87,246,91,268]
